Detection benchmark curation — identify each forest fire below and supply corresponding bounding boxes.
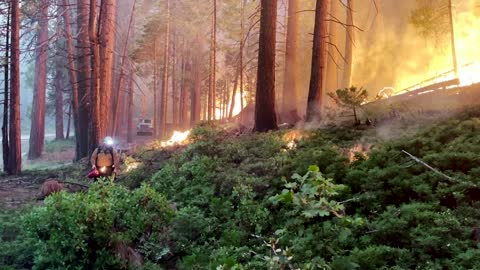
[283,130,305,150]
[160,130,191,147]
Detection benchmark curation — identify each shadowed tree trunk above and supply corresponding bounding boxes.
[160,0,170,139]
[253,0,278,132]
[89,0,101,153]
[62,0,81,158]
[179,41,188,129]
[99,0,117,137]
[127,72,134,143]
[3,1,10,171]
[76,0,91,158]
[54,49,65,140]
[66,104,71,140]
[172,32,178,128]
[208,0,217,121]
[306,0,328,122]
[8,0,21,174]
[281,0,300,124]
[191,45,201,125]
[28,0,49,160]
[229,64,240,118]
[153,40,159,137]
[343,0,354,88]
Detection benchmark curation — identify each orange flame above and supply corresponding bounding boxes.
[160,130,191,147]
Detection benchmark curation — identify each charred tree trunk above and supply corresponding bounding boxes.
[28,0,49,160]
[127,72,134,143]
[3,2,10,171]
[160,0,171,139]
[63,0,81,158]
[54,53,65,140]
[253,0,278,132]
[112,0,136,137]
[281,0,300,124]
[306,0,328,122]
[208,0,217,121]
[153,40,159,137]
[89,0,101,153]
[99,0,117,137]
[8,0,21,174]
[76,0,91,158]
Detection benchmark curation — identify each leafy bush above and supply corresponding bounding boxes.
[24,181,173,269]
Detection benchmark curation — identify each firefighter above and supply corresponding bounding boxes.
[90,136,120,180]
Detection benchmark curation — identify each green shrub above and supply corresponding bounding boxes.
[24,181,173,269]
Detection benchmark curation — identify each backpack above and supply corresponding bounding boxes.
[96,145,114,167]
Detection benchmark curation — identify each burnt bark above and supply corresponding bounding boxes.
[253,0,278,132]
[153,40,159,137]
[28,0,49,159]
[179,41,188,129]
[306,0,328,122]
[172,32,178,128]
[8,0,21,174]
[190,46,201,125]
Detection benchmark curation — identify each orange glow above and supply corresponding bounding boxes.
[215,90,247,119]
[160,130,191,147]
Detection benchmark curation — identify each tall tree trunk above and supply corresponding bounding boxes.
[253,0,278,132]
[112,0,136,137]
[99,0,117,137]
[54,49,65,140]
[229,64,240,118]
[127,72,134,143]
[191,46,201,125]
[239,0,245,121]
[179,40,187,129]
[63,0,81,158]
[208,0,217,120]
[77,0,91,158]
[153,40,159,137]
[306,0,327,122]
[343,0,354,88]
[447,0,458,78]
[172,32,178,128]
[325,0,340,96]
[66,103,71,140]
[3,2,10,171]
[281,0,300,124]
[28,0,49,160]
[89,0,101,153]
[160,0,170,139]
[8,0,21,174]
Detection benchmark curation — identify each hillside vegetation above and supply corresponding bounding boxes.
[3,111,480,269]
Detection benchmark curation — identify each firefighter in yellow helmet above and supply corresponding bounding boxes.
[90,136,120,180]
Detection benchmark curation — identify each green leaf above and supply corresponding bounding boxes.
[308,165,320,172]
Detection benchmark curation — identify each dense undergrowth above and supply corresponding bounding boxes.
[3,111,480,269]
